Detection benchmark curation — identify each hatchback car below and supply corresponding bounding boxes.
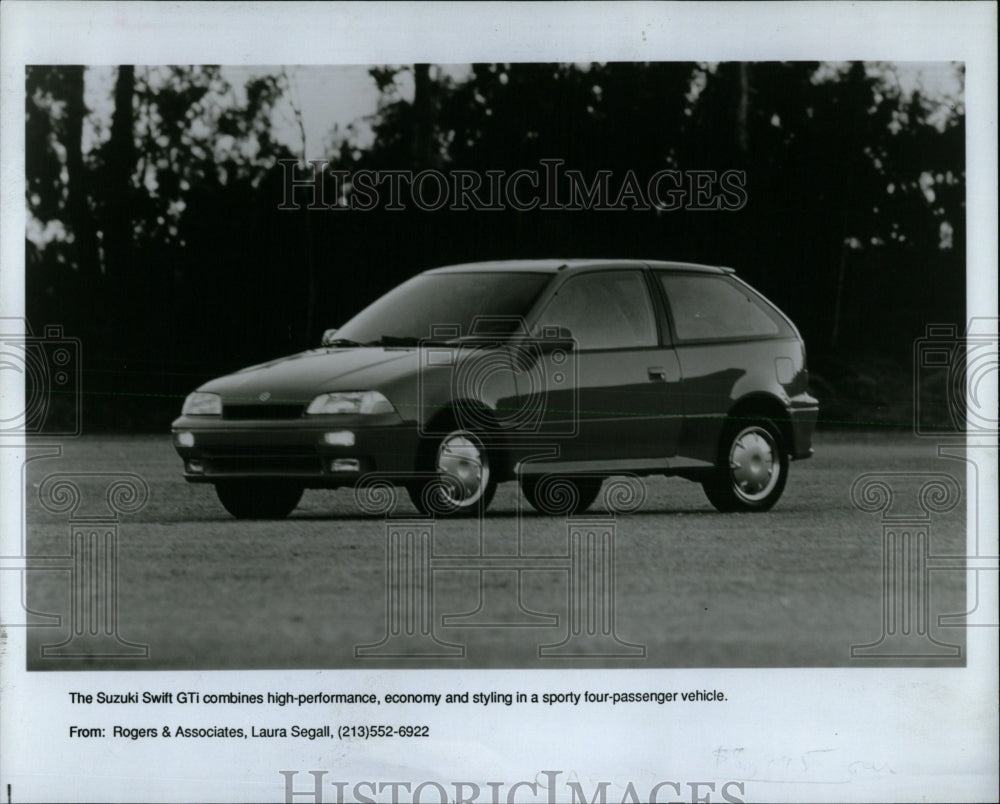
[172,259,817,518]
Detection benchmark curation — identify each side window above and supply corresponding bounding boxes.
[658,274,784,341]
[536,271,658,350]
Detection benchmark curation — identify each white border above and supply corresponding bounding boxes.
[2,3,997,802]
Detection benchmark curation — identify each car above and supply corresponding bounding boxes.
[172,259,818,518]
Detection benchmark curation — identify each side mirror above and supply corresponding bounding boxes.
[511,326,574,355]
[321,328,340,347]
[508,326,574,370]
[537,325,574,351]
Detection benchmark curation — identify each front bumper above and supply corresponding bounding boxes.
[170,413,421,487]
[788,392,819,460]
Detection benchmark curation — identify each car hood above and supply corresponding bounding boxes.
[198,347,419,401]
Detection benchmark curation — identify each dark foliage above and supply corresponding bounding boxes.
[25,62,964,431]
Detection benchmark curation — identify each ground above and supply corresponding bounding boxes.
[22,431,969,669]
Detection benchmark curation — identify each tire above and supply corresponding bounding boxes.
[520,474,604,515]
[702,419,788,512]
[407,428,497,517]
[215,480,303,519]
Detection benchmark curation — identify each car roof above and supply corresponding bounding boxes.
[423,259,734,275]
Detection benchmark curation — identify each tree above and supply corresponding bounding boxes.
[26,64,301,428]
[103,65,136,281]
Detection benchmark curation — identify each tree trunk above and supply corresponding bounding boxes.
[411,63,434,168]
[737,62,750,155]
[104,65,136,281]
[62,66,99,276]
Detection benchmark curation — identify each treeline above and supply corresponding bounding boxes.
[25,62,965,430]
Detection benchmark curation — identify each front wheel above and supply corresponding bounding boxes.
[215,479,304,519]
[702,420,788,512]
[407,428,497,517]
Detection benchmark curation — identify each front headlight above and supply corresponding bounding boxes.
[182,392,222,415]
[306,391,395,415]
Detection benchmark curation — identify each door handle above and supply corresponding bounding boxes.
[648,367,668,382]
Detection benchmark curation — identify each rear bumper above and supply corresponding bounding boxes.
[170,414,420,487]
[788,392,819,460]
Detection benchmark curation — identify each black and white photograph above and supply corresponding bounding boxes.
[1,3,997,803]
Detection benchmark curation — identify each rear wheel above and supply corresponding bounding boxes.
[702,419,788,512]
[215,479,303,519]
[407,428,497,517]
[520,474,604,515]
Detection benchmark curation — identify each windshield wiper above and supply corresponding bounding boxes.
[323,338,367,348]
[371,335,427,347]
[373,334,520,347]
[326,336,440,348]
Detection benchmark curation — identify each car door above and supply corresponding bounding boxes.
[518,269,683,465]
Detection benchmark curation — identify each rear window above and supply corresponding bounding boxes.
[658,274,791,341]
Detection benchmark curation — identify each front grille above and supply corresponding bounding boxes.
[205,455,323,474]
[223,404,304,420]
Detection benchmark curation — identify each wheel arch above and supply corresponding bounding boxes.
[726,393,795,456]
[420,399,514,480]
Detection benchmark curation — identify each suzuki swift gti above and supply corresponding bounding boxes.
[172,259,818,518]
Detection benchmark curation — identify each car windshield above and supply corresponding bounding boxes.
[333,272,550,344]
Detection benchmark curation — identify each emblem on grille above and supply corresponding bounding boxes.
[258,391,271,401]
